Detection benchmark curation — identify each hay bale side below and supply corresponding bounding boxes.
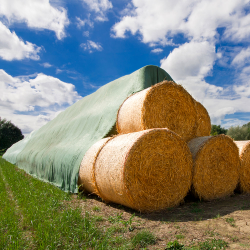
[234,140,250,193]
[195,101,211,137]
[188,135,240,200]
[116,81,197,141]
[94,128,193,212]
[78,137,112,194]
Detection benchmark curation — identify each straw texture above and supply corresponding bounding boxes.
[78,137,111,194]
[116,81,197,141]
[195,101,211,137]
[188,135,240,200]
[234,140,250,193]
[94,129,193,212]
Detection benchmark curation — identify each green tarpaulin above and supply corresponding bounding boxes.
[3,65,173,192]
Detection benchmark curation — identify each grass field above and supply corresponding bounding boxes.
[1,156,250,249]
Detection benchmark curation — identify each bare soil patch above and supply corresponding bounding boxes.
[69,192,250,249]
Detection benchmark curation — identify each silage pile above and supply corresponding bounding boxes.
[78,80,241,212]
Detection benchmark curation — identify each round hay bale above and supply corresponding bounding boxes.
[188,135,240,200]
[234,140,250,193]
[78,137,112,194]
[116,81,197,142]
[94,128,193,212]
[195,101,211,137]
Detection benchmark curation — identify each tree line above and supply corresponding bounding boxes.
[211,122,250,140]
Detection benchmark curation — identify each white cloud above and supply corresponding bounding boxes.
[0,21,41,61]
[76,16,94,29]
[80,40,103,53]
[231,47,250,66]
[151,48,163,54]
[0,69,82,135]
[161,41,216,81]
[81,0,112,21]
[41,62,52,68]
[112,0,248,44]
[0,0,69,39]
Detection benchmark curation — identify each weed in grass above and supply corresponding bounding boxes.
[225,217,236,227]
[214,213,221,219]
[108,225,126,234]
[198,238,228,250]
[204,230,219,237]
[93,215,104,222]
[230,236,239,242]
[175,234,185,240]
[191,207,203,213]
[165,240,184,249]
[93,206,101,212]
[132,230,156,248]
[108,213,123,224]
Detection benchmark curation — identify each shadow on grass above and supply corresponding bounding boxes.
[78,191,250,223]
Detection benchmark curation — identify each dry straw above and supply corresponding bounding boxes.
[94,128,193,212]
[188,135,240,201]
[234,140,250,193]
[78,137,112,194]
[195,101,211,137]
[116,81,197,142]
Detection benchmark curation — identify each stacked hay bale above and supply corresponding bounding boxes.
[78,79,240,211]
[234,141,250,193]
[187,135,240,200]
[79,129,193,212]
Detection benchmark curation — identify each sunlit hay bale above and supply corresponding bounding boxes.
[188,135,240,201]
[195,101,211,137]
[116,81,197,142]
[234,140,250,193]
[94,128,193,212]
[78,137,112,194]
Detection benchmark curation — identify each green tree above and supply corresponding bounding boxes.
[0,117,24,154]
[210,125,228,136]
[227,125,250,140]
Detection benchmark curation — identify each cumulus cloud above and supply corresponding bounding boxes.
[0,69,82,135]
[80,40,103,53]
[81,0,112,21]
[112,0,248,44]
[0,0,69,39]
[161,41,216,80]
[0,21,41,61]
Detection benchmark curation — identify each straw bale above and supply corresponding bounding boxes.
[94,128,193,212]
[116,81,197,141]
[78,137,112,194]
[234,140,250,193]
[188,135,240,200]
[195,101,211,137]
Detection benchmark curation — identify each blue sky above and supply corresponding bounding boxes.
[1,0,250,136]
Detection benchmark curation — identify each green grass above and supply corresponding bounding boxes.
[0,157,132,249]
[131,230,156,248]
[198,238,228,250]
[225,217,236,227]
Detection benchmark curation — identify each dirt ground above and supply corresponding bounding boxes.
[70,192,250,249]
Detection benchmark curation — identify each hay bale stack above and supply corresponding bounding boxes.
[94,129,193,212]
[188,135,240,200]
[234,140,250,193]
[78,137,112,194]
[195,101,211,137]
[116,81,197,142]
